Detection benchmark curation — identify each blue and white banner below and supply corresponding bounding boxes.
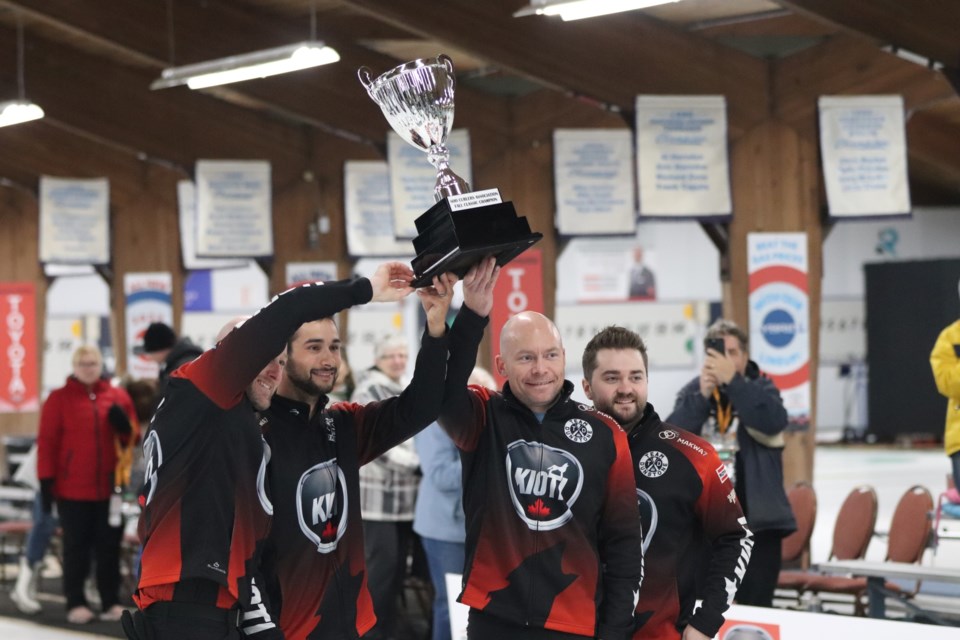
[124,272,173,380]
[388,129,472,239]
[636,95,731,218]
[553,129,636,235]
[178,181,248,269]
[818,95,910,217]
[748,233,810,426]
[344,160,409,256]
[195,160,273,257]
[39,177,110,264]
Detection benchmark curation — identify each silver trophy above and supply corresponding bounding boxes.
[358,55,469,201]
[358,55,541,287]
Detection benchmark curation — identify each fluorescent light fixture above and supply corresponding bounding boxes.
[151,41,340,90]
[514,0,680,21]
[0,100,44,127]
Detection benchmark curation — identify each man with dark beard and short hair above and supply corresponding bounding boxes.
[581,326,749,640]
[258,265,490,640]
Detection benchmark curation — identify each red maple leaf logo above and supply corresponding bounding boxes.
[321,521,337,539]
[527,499,551,517]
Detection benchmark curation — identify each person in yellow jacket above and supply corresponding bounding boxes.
[931,287,960,492]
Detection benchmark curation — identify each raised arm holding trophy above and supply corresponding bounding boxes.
[359,54,541,287]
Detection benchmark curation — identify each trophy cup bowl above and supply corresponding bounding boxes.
[359,55,541,287]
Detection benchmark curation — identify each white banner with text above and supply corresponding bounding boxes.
[636,95,731,218]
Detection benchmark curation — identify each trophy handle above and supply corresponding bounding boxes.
[357,66,374,90]
[438,54,455,90]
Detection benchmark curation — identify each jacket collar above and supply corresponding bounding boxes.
[270,392,330,424]
[501,379,575,417]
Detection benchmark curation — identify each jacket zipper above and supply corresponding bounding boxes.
[91,391,104,500]
[523,412,547,628]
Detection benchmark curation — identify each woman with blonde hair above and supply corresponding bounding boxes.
[37,345,139,624]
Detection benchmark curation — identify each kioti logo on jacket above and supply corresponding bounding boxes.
[296,460,348,553]
[506,440,583,531]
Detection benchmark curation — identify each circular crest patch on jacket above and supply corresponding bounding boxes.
[638,450,669,478]
[564,418,593,443]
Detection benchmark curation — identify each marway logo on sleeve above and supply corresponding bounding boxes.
[256,437,273,516]
[297,460,348,553]
[506,440,583,531]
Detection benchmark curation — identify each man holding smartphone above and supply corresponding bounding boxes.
[667,319,795,608]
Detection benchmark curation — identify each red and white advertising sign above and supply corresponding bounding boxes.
[0,282,39,413]
[489,249,544,387]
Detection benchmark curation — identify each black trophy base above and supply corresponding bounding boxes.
[410,197,542,288]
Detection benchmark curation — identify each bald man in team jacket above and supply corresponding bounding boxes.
[438,262,644,640]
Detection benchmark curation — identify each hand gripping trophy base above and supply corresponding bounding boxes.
[409,197,542,288]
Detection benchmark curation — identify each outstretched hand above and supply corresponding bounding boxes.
[462,256,500,317]
[369,261,415,303]
[418,272,458,337]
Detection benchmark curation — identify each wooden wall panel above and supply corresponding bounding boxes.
[0,188,45,435]
[728,120,822,484]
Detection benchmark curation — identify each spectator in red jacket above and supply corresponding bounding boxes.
[37,345,139,625]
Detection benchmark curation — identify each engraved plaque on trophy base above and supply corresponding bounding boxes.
[410,197,542,288]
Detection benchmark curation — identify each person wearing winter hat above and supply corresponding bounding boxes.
[134,322,202,400]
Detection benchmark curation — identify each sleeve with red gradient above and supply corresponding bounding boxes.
[686,444,750,637]
[437,306,489,452]
[36,388,64,482]
[597,418,645,640]
[333,328,450,465]
[176,278,373,409]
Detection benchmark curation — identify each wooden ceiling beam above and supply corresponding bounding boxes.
[0,24,324,182]
[780,0,960,68]
[338,0,771,136]
[0,0,508,147]
[0,121,183,203]
[774,35,958,136]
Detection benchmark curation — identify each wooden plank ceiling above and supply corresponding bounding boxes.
[0,0,957,203]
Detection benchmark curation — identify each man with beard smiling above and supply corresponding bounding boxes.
[439,306,643,640]
[581,326,749,640]
[257,265,478,640]
[128,262,415,640]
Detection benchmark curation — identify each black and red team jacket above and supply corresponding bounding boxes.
[135,278,375,638]
[440,308,645,640]
[258,327,450,640]
[627,405,751,640]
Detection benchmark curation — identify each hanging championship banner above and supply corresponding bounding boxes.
[39,176,110,265]
[818,95,910,218]
[344,161,410,256]
[195,160,273,257]
[490,249,544,387]
[388,129,472,239]
[636,95,731,218]
[178,181,247,270]
[748,233,810,427]
[124,272,173,380]
[0,282,38,413]
[553,129,636,235]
